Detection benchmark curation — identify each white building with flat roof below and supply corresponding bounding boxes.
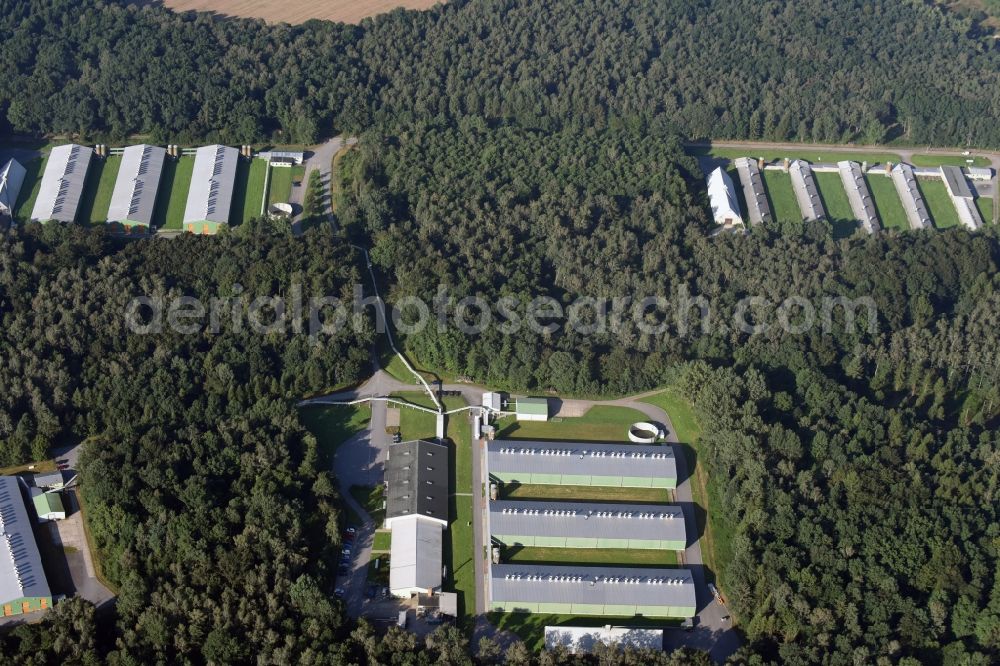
[31,144,92,223]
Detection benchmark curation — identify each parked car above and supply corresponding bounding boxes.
[334,588,345,599]
[392,432,402,443]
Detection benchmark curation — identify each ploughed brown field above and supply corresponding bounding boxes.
[150,0,443,24]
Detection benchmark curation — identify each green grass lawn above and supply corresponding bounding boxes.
[761,170,801,223]
[865,173,911,231]
[976,197,994,224]
[918,178,961,229]
[500,483,671,504]
[78,155,122,225]
[814,171,857,238]
[390,392,440,441]
[266,165,304,207]
[373,530,391,552]
[496,405,650,442]
[13,156,46,223]
[350,484,386,526]
[909,153,991,168]
[298,403,370,464]
[152,156,194,230]
[690,145,902,165]
[642,389,732,593]
[504,546,679,567]
[230,157,268,226]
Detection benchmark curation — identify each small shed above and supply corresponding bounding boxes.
[30,488,66,522]
[33,471,64,491]
[515,397,548,422]
[482,392,503,412]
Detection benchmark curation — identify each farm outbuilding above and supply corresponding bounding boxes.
[837,161,880,234]
[890,164,933,230]
[0,477,52,617]
[733,158,772,225]
[940,165,983,230]
[491,500,686,550]
[30,488,65,522]
[789,160,825,222]
[487,440,677,489]
[544,626,664,654]
[706,167,743,227]
[107,144,166,233]
[258,150,304,166]
[183,144,239,234]
[490,564,696,618]
[384,440,449,598]
[0,158,26,219]
[515,397,548,422]
[30,144,93,223]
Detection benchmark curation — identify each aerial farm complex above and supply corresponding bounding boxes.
[2,143,305,232]
[706,154,993,234]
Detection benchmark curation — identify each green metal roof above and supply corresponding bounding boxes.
[516,397,548,415]
[32,490,64,516]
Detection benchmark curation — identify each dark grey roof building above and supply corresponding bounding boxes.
[487,440,677,489]
[385,439,449,528]
[491,500,686,549]
[490,564,696,618]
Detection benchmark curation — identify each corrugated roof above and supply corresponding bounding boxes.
[890,164,933,230]
[940,166,974,199]
[789,160,825,222]
[837,161,880,234]
[389,515,443,593]
[0,477,51,605]
[0,158,26,217]
[386,440,449,523]
[544,626,663,653]
[491,564,695,609]
[516,397,548,415]
[31,144,93,223]
[491,500,686,544]
[488,440,677,480]
[33,472,64,489]
[107,144,166,226]
[733,158,772,225]
[183,145,239,225]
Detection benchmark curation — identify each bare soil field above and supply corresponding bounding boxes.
[148,0,443,24]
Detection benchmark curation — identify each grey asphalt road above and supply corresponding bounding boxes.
[289,135,357,235]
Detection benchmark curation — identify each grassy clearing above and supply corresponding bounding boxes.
[690,145,902,165]
[866,173,911,231]
[153,156,194,230]
[642,389,732,590]
[504,546,679,567]
[298,403,370,464]
[909,153,991,168]
[373,530,391,551]
[350,484,386,525]
[0,458,57,476]
[230,157,267,226]
[496,405,650,443]
[391,392,439,441]
[761,170,801,223]
[80,155,122,225]
[14,156,46,222]
[814,171,857,239]
[266,165,303,207]
[918,178,962,229]
[976,197,994,224]
[500,483,671,504]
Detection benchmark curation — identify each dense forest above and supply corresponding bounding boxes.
[3,0,1000,146]
[3,0,1000,663]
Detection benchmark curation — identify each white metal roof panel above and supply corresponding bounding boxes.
[0,476,51,605]
[491,500,686,544]
[183,145,239,225]
[389,516,443,593]
[488,440,676,480]
[31,144,92,223]
[491,564,695,609]
[107,144,166,226]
